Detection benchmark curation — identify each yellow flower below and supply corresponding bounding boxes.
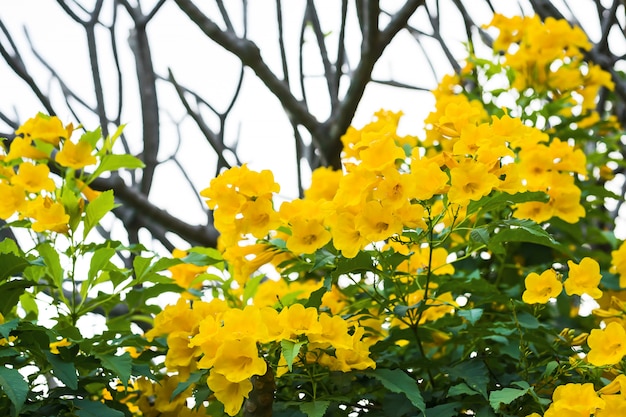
[596,395,626,417]
[15,113,70,146]
[586,322,626,366]
[55,139,97,169]
[406,245,455,276]
[278,303,322,339]
[0,182,26,220]
[324,327,376,372]
[239,197,280,238]
[164,331,200,370]
[326,210,368,259]
[564,257,603,299]
[220,305,273,343]
[544,383,605,416]
[212,337,267,383]
[207,371,253,416]
[286,218,331,254]
[522,269,563,304]
[611,241,626,288]
[11,162,55,193]
[448,159,499,205]
[145,298,201,341]
[358,135,405,172]
[307,313,353,350]
[5,136,49,162]
[304,167,342,202]
[355,200,402,243]
[49,338,71,354]
[25,196,70,234]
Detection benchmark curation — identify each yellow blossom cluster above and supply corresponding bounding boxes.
[145,298,375,416]
[487,15,613,105]
[0,113,100,233]
[522,257,602,304]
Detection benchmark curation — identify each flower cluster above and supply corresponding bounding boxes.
[146,298,374,415]
[0,113,104,233]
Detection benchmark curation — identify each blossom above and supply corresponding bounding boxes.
[326,210,368,258]
[239,198,280,238]
[11,162,55,193]
[286,218,331,254]
[278,303,322,339]
[596,395,626,417]
[304,166,342,202]
[586,322,626,366]
[15,113,70,146]
[611,241,626,288]
[207,371,253,416]
[55,139,97,169]
[5,136,49,161]
[355,200,402,242]
[564,257,603,299]
[0,182,26,219]
[544,383,605,416]
[522,269,563,304]
[448,159,499,205]
[25,196,70,233]
[307,313,353,350]
[358,134,405,172]
[211,337,267,383]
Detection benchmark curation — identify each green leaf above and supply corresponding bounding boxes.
[46,352,78,390]
[300,401,330,417]
[489,387,528,411]
[0,280,35,316]
[0,366,28,416]
[331,250,374,279]
[172,371,204,400]
[467,191,548,217]
[281,339,305,372]
[305,285,328,309]
[97,352,132,387]
[368,368,425,413]
[0,318,18,339]
[489,219,565,254]
[457,308,483,325]
[89,154,145,181]
[74,399,125,417]
[37,242,64,289]
[0,239,21,255]
[243,274,264,304]
[446,360,489,399]
[0,253,29,282]
[84,190,117,239]
[448,382,480,397]
[79,127,102,148]
[84,247,116,300]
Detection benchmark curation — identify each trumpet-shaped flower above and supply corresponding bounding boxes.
[15,113,69,146]
[0,182,26,219]
[448,159,499,205]
[279,303,322,339]
[11,162,55,193]
[207,371,253,416]
[212,337,267,383]
[355,200,402,242]
[564,257,603,299]
[611,241,626,288]
[522,269,563,304]
[586,322,626,366]
[5,137,49,161]
[326,210,368,259]
[544,383,605,417]
[55,139,97,169]
[286,218,331,254]
[358,135,405,172]
[25,196,70,233]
